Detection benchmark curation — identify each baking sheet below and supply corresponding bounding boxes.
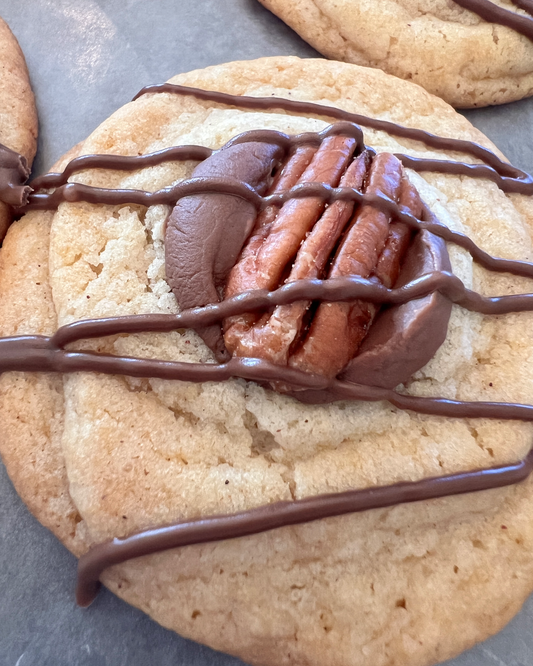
[1,1,533,664]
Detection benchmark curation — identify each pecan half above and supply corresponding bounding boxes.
[288,152,405,378]
[224,133,358,355]
[224,149,370,363]
[164,124,452,392]
[223,144,317,339]
[222,138,451,390]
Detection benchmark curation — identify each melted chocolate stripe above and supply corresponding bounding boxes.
[48,349,533,421]
[454,0,533,40]
[28,145,529,201]
[50,272,533,349]
[395,154,529,192]
[30,124,366,192]
[0,246,519,419]
[29,146,214,190]
[133,84,530,185]
[24,177,259,211]
[29,150,532,198]
[23,178,533,280]
[514,0,533,13]
[76,449,533,607]
[224,123,366,150]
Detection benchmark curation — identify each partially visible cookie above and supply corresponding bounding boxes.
[258,0,533,107]
[0,17,37,241]
[0,143,87,555]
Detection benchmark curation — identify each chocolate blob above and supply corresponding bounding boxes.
[0,142,30,207]
[165,141,283,359]
[77,449,533,607]
[342,230,452,389]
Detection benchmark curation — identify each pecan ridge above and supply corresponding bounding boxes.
[223,141,419,384]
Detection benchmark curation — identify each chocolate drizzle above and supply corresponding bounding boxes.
[21,176,533,281]
[132,84,533,190]
[24,91,533,212]
[77,449,533,607]
[0,142,31,207]
[3,271,533,417]
[4,83,533,603]
[453,0,533,41]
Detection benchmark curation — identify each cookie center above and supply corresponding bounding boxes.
[164,123,452,391]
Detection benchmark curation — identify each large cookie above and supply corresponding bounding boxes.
[258,0,533,108]
[2,57,533,666]
[0,16,37,241]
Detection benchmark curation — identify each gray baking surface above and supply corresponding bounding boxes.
[1,1,533,665]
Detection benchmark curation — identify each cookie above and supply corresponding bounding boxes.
[2,56,533,666]
[0,17,37,242]
[257,0,533,108]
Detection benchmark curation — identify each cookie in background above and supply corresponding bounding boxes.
[258,0,533,107]
[0,16,37,242]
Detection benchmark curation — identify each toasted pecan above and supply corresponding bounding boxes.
[225,150,371,363]
[373,177,421,288]
[223,144,317,335]
[224,134,358,355]
[288,152,405,378]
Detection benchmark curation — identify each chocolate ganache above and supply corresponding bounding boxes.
[5,83,533,604]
